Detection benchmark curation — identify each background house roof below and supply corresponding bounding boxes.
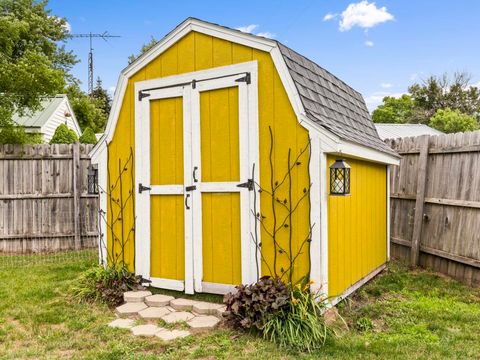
[375,123,443,140]
[12,95,67,129]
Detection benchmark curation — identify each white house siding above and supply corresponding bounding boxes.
[41,98,81,142]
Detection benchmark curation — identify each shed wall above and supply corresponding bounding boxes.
[327,155,387,297]
[107,31,311,283]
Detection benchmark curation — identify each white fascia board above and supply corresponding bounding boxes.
[334,140,400,165]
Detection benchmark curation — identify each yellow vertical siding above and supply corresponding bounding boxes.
[107,31,310,284]
[327,156,387,297]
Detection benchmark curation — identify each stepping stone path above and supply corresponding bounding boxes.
[108,290,227,342]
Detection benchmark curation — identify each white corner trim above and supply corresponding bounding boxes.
[387,166,391,261]
[329,263,386,307]
[319,151,329,297]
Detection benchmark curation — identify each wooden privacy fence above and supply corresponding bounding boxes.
[387,131,480,286]
[0,143,98,253]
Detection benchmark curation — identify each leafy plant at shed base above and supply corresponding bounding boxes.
[263,283,330,352]
[70,264,144,307]
[224,276,289,330]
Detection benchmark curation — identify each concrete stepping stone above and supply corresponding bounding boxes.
[215,305,227,318]
[156,329,191,341]
[145,294,175,307]
[115,302,148,317]
[170,298,198,311]
[131,324,162,337]
[187,315,220,330]
[161,311,195,324]
[192,301,224,315]
[138,306,171,320]
[124,290,152,302]
[108,318,135,329]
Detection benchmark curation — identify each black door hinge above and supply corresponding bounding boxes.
[237,178,254,191]
[138,91,151,101]
[235,72,251,85]
[185,185,197,192]
[138,183,151,193]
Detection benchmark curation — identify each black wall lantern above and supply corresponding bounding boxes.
[330,159,351,195]
[87,164,99,195]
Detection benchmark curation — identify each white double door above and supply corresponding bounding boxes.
[135,62,260,294]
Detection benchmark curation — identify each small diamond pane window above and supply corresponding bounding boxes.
[330,160,350,195]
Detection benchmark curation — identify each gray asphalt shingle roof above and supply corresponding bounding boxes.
[277,43,397,156]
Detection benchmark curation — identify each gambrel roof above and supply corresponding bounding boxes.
[92,18,399,163]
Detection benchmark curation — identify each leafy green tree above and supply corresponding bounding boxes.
[409,72,480,120]
[428,108,478,134]
[49,123,78,144]
[79,127,97,144]
[91,77,112,116]
[0,125,43,144]
[128,36,158,64]
[66,84,108,132]
[372,95,415,123]
[0,0,77,125]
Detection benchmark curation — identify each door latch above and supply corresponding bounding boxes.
[138,183,151,193]
[237,179,254,191]
[185,185,197,192]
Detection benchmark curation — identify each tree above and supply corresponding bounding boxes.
[128,36,158,64]
[49,123,78,144]
[372,95,415,123]
[79,127,97,144]
[409,72,480,120]
[428,108,478,134]
[0,0,77,125]
[91,77,112,116]
[65,84,108,132]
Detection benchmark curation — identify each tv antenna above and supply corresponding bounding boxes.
[69,32,120,95]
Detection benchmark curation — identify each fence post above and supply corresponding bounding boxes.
[410,135,430,266]
[72,142,81,250]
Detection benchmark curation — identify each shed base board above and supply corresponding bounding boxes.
[328,263,387,307]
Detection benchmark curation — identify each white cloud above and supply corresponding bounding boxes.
[339,1,394,32]
[364,40,374,47]
[236,24,258,33]
[236,24,275,38]
[380,83,393,88]
[63,21,71,33]
[256,31,275,39]
[323,13,338,21]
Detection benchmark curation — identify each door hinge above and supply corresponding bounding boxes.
[191,79,196,89]
[138,91,151,101]
[237,178,254,191]
[138,183,151,193]
[235,72,251,85]
[185,185,197,192]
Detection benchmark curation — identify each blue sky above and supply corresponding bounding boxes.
[48,0,480,111]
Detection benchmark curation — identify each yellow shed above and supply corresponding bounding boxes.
[90,18,400,304]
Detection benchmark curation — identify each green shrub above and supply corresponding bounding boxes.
[49,124,78,144]
[70,265,144,306]
[223,276,289,330]
[262,284,330,352]
[79,127,97,144]
[0,125,43,144]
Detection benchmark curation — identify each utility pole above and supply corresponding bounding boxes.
[69,32,120,95]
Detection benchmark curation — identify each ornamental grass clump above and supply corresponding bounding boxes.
[70,265,144,307]
[263,282,330,352]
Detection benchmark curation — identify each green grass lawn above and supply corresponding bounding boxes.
[1,252,479,359]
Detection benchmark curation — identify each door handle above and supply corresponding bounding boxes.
[193,166,198,182]
[185,194,191,210]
